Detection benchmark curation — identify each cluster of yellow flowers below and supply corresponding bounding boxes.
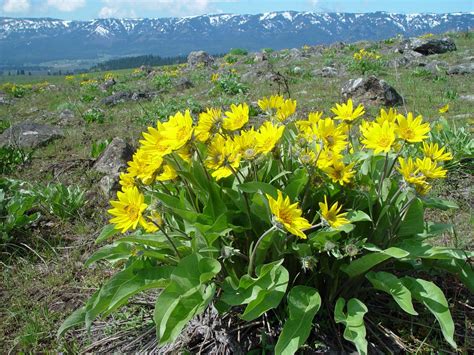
[80,79,98,87]
[103,72,114,81]
[65,75,75,81]
[108,95,451,239]
[353,48,381,61]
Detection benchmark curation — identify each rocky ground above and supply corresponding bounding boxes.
[0,31,473,352]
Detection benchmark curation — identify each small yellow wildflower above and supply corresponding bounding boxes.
[416,157,447,179]
[397,157,427,187]
[233,129,259,160]
[323,161,356,185]
[422,142,453,162]
[319,196,349,228]
[395,113,430,143]
[211,73,219,82]
[276,99,297,122]
[108,187,148,233]
[361,121,396,154]
[331,99,365,121]
[195,108,222,142]
[205,135,241,180]
[258,95,284,112]
[223,103,249,131]
[266,190,311,239]
[156,163,178,181]
[438,104,449,114]
[119,172,135,189]
[375,108,398,125]
[256,121,285,154]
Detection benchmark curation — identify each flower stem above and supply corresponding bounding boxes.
[247,226,277,276]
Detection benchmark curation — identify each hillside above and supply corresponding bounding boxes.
[0,31,473,353]
[1,11,473,66]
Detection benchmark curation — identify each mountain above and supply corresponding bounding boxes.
[1,11,473,66]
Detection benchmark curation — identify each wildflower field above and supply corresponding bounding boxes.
[1,31,473,353]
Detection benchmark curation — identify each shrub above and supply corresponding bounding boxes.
[35,183,85,220]
[0,119,11,134]
[0,179,40,243]
[153,74,172,90]
[229,48,248,56]
[224,55,238,64]
[213,73,248,95]
[0,146,30,174]
[83,108,105,124]
[349,48,385,75]
[60,98,471,353]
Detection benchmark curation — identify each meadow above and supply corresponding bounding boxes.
[0,31,473,353]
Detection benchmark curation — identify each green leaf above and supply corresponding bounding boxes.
[348,210,372,223]
[95,224,118,244]
[429,259,474,293]
[85,243,133,266]
[275,286,321,355]
[221,259,289,321]
[398,198,424,238]
[402,277,457,349]
[422,197,459,211]
[342,247,409,277]
[154,254,221,345]
[366,271,418,315]
[334,298,368,355]
[283,168,308,201]
[238,181,278,197]
[57,306,87,337]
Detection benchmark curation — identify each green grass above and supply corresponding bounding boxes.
[0,30,472,352]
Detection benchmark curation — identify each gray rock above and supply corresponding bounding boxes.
[174,77,194,90]
[293,66,303,74]
[0,121,64,149]
[101,91,156,106]
[99,78,116,92]
[447,63,474,75]
[0,92,11,105]
[459,95,474,102]
[187,51,215,68]
[341,76,404,107]
[424,60,449,74]
[403,37,456,56]
[99,174,121,198]
[93,137,133,175]
[139,65,153,74]
[288,48,302,59]
[313,66,338,77]
[254,52,267,62]
[58,109,76,126]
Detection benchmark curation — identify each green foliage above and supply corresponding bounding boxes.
[224,55,238,64]
[90,139,110,159]
[0,119,10,134]
[35,183,85,220]
[213,73,248,95]
[411,68,433,78]
[0,179,40,243]
[153,74,172,90]
[82,108,105,124]
[229,48,248,56]
[0,146,30,174]
[334,298,368,355]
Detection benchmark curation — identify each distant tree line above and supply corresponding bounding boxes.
[92,54,188,71]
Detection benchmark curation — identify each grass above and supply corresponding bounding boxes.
[0,31,472,352]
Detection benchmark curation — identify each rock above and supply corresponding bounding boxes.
[139,65,153,74]
[187,51,215,68]
[293,66,303,74]
[403,37,456,56]
[341,76,404,107]
[174,77,194,90]
[330,41,346,51]
[459,95,474,102]
[424,60,448,74]
[254,52,267,62]
[0,91,12,105]
[99,174,121,198]
[93,137,133,175]
[288,48,302,59]
[58,109,76,126]
[447,63,474,75]
[101,91,156,106]
[313,67,338,78]
[99,78,116,92]
[0,121,64,149]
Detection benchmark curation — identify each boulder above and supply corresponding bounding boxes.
[403,37,456,56]
[447,63,474,75]
[93,137,133,175]
[424,60,449,74]
[187,51,215,68]
[99,78,116,92]
[99,174,121,198]
[101,91,156,106]
[0,121,64,149]
[174,77,194,90]
[0,92,11,105]
[58,109,76,126]
[459,95,474,102]
[341,76,404,107]
[254,52,267,62]
[313,66,338,78]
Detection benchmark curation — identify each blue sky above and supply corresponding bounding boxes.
[1,0,473,20]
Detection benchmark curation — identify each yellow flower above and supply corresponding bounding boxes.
[119,172,136,189]
[156,163,178,181]
[361,121,396,154]
[397,157,427,187]
[258,95,284,112]
[298,148,317,165]
[233,129,259,160]
[316,148,343,170]
[415,157,447,179]
[195,108,222,142]
[319,196,349,228]
[108,187,148,233]
[312,118,348,152]
[438,104,449,114]
[127,149,163,185]
[266,190,311,239]
[395,112,430,143]
[331,99,365,122]
[223,103,249,131]
[211,73,219,82]
[276,99,297,122]
[375,108,398,125]
[160,110,194,151]
[323,161,356,185]
[296,111,323,134]
[205,135,241,180]
[140,122,173,157]
[256,121,285,154]
[422,142,453,162]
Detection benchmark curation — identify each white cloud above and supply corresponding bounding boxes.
[98,0,233,18]
[46,0,86,12]
[2,0,30,13]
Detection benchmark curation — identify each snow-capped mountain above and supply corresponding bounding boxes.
[1,11,472,65]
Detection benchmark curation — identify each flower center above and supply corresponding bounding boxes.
[125,205,140,220]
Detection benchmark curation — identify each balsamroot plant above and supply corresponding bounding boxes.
[60,96,473,354]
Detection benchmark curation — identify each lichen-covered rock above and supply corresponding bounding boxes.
[93,137,133,176]
[0,121,64,148]
[341,76,404,107]
[187,51,215,68]
[403,37,456,55]
[447,63,474,75]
